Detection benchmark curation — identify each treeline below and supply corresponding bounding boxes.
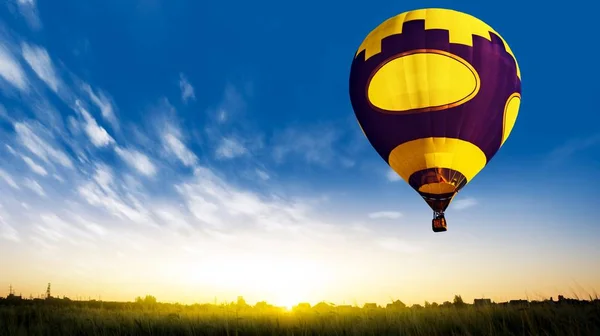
[1,293,598,311]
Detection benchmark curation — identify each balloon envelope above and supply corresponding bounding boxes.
[349,8,521,213]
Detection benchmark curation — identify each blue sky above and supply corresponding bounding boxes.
[0,0,599,306]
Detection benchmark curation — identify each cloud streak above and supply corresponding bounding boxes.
[77,164,154,225]
[0,205,20,242]
[0,45,28,91]
[179,73,195,103]
[24,178,45,197]
[547,133,600,165]
[161,124,198,167]
[82,84,119,130]
[14,0,42,31]
[75,100,115,147]
[14,122,74,169]
[115,146,157,177]
[0,169,19,189]
[451,197,478,211]
[386,168,402,182]
[368,211,402,220]
[21,155,48,176]
[216,137,248,160]
[272,126,339,167]
[21,43,61,93]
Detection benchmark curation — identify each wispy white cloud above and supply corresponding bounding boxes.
[33,212,112,249]
[217,109,227,123]
[546,133,600,165]
[174,166,334,236]
[115,146,157,177]
[368,211,402,220]
[215,137,248,160]
[0,45,28,91]
[0,169,19,189]
[386,168,402,182]
[256,169,270,181]
[269,119,365,170]
[73,215,107,238]
[21,43,61,93]
[142,98,199,168]
[5,145,17,156]
[82,84,119,130]
[0,205,20,242]
[13,0,41,31]
[162,128,198,167]
[21,155,48,176]
[451,197,478,211]
[28,99,67,135]
[179,73,195,103]
[67,115,80,135]
[14,121,74,169]
[211,83,246,124]
[272,126,339,167]
[74,100,114,147]
[200,83,267,164]
[24,177,45,197]
[77,164,154,225]
[0,104,7,121]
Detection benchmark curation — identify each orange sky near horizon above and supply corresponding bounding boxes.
[2,227,599,308]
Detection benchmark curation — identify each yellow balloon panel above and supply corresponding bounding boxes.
[367,50,480,113]
[502,93,521,146]
[387,137,487,189]
[355,8,520,79]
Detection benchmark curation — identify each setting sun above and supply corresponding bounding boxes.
[165,251,334,307]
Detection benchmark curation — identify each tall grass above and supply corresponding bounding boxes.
[1,300,599,336]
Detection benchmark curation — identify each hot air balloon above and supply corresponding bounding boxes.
[349,8,521,232]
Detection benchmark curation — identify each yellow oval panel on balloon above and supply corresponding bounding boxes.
[367,50,480,113]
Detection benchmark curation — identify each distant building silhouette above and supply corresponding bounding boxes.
[508,299,528,306]
[313,302,333,310]
[386,300,407,309]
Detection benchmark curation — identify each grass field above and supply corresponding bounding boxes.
[1,296,599,336]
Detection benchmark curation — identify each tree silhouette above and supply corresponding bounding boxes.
[135,295,157,305]
[453,295,465,307]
